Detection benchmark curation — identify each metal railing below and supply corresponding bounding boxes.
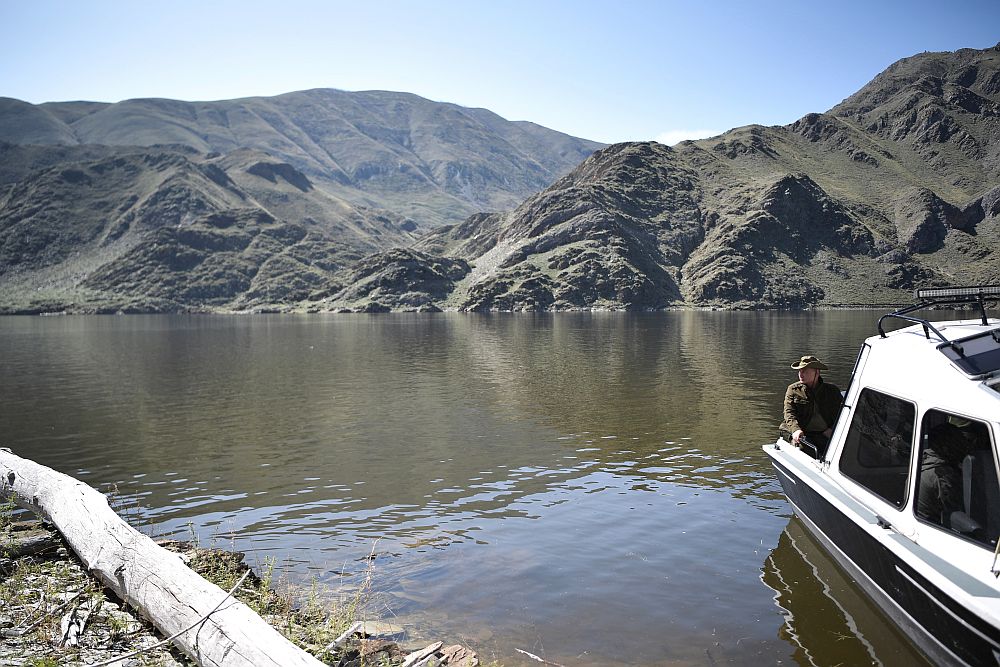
[877,285,1000,340]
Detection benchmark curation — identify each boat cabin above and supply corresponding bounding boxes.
[827,287,1000,553]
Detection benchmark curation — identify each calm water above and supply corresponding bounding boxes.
[0,312,929,666]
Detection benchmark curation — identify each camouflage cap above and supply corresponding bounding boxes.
[791,355,828,370]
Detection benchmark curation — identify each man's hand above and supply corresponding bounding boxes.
[792,429,803,445]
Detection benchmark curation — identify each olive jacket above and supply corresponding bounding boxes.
[780,376,843,437]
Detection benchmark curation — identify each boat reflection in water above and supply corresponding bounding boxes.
[763,517,930,667]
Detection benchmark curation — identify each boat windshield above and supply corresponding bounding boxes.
[938,327,1000,377]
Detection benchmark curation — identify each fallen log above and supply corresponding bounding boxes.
[0,448,325,667]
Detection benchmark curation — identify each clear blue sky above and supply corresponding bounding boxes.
[2,0,999,144]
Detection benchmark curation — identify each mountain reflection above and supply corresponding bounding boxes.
[0,311,875,540]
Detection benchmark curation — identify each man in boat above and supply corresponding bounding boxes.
[916,420,968,529]
[780,355,842,458]
[917,415,992,533]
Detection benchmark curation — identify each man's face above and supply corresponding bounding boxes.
[798,367,819,388]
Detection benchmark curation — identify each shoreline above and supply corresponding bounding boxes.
[1,518,483,667]
[2,301,955,316]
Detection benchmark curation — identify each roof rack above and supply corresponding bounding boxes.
[877,285,1000,341]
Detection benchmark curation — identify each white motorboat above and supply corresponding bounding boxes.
[764,285,1000,666]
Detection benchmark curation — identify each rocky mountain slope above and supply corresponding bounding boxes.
[0,89,604,227]
[319,44,1000,312]
[2,45,998,313]
[0,143,416,313]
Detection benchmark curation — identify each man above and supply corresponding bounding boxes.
[780,355,842,458]
[917,414,990,532]
[916,421,967,529]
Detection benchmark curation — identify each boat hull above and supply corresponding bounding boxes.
[767,447,1000,667]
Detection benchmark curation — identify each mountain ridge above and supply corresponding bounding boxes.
[321,44,999,312]
[2,45,998,313]
[0,89,604,228]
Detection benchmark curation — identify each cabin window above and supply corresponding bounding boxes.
[839,388,915,508]
[915,410,1000,549]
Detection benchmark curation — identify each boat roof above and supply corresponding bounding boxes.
[861,318,1000,422]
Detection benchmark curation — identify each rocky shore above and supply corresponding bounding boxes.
[1,519,481,667]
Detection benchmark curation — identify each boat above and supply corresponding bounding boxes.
[764,285,1000,666]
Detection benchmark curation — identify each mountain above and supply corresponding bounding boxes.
[0,89,602,313]
[0,143,417,313]
[319,44,1000,312]
[0,90,604,227]
[2,46,998,314]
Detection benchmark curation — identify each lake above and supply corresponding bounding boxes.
[0,312,929,666]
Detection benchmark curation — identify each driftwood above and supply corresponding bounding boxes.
[402,641,443,667]
[1,522,61,564]
[59,599,95,647]
[0,448,325,667]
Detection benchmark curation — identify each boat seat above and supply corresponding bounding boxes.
[961,451,1000,545]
